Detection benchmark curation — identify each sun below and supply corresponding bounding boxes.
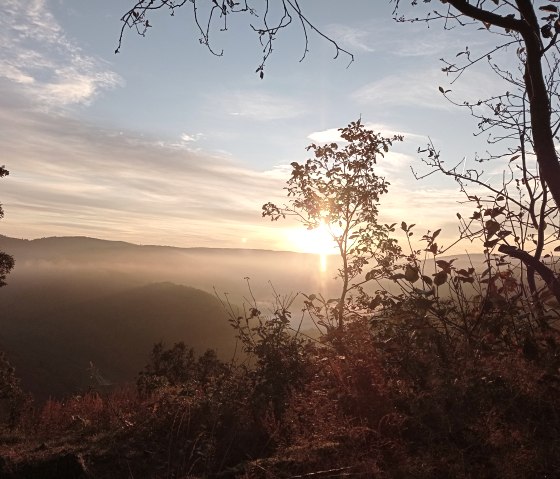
[286,220,339,272]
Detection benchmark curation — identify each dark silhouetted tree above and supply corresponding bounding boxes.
[390,1,560,310]
[0,166,14,287]
[263,120,402,330]
[0,351,25,427]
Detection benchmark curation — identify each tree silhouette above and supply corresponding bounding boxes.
[0,166,14,288]
[392,1,560,308]
[263,120,402,330]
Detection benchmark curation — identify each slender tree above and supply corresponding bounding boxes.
[263,120,402,330]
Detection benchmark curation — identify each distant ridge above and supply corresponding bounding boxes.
[0,234,305,255]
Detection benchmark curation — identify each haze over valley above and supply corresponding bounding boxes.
[0,235,342,399]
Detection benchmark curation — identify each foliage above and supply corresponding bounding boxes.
[0,352,27,428]
[263,120,403,330]
[7,2,560,473]
[137,341,229,396]
[2,243,560,477]
[220,285,315,420]
[0,166,14,287]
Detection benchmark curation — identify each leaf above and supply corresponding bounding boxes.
[368,295,382,310]
[540,4,559,13]
[485,219,500,239]
[433,270,448,286]
[436,260,452,273]
[405,264,420,283]
[484,238,501,248]
[422,275,433,286]
[542,23,554,38]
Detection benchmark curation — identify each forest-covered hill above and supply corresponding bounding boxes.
[1,278,236,400]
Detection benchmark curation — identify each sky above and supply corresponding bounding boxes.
[0,0,518,253]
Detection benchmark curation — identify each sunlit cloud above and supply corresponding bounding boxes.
[0,0,122,109]
[0,103,290,250]
[308,122,424,144]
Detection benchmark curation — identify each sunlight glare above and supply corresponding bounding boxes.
[286,219,339,273]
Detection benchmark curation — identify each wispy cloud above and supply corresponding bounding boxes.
[217,91,307,121]
[324,24,374,53]
[0,0,122,109]
[0,102,289,249]
[324,19,481,59]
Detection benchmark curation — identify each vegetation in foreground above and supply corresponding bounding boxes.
[1,294,559,478]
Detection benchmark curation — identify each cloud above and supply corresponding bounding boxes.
[308,122,424,144]
[217,91,307,121]
[180,132,204,143]
[0,0,122,109]
[0,101,291,250]
[324,24,374,53]
[324,19,482,60]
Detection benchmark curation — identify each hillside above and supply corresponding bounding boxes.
[0,279,236,400]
